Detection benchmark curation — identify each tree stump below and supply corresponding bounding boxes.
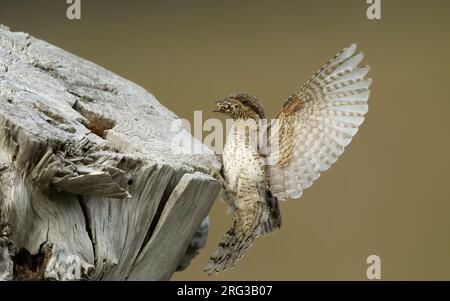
[0,25,221,281]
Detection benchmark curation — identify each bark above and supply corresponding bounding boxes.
[0,25,220,281]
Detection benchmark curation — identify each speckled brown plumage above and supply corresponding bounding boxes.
[205,44,371,274]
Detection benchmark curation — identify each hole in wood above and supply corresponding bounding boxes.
[36,105,66,124]
[127,179,133,186]
[74,104,116,139]
[64,127,77,134]
[12,246,52,281]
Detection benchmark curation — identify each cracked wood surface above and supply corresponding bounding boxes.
[0,25,221,280]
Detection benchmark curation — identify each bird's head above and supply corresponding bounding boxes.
[214,92,265,120]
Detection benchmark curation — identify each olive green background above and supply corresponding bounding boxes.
[1,0,449,280]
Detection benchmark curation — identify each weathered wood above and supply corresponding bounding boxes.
[128,173,217,280]
[0,25,221,280]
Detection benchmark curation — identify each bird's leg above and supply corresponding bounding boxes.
[207,160,233,192]
[210,167,225,185]
[207,161,237,213]
[215,170,237,199]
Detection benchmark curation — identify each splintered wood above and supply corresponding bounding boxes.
[0,25,220,280]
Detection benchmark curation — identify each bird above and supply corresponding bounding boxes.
[204,44,371,275]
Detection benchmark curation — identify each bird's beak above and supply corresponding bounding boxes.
[213,99,225,113]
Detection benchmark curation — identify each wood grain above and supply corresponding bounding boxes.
[0,25,220,280]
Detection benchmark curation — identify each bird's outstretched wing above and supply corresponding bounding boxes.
[266,44,371,201]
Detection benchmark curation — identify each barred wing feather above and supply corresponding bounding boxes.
[267,44,371,201]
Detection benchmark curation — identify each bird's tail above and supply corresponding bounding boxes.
[204,192,282,275]
[259,189,282,236]
[204,225,257,275]
[204,203,263,275]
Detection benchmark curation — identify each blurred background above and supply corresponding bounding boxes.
[1,0,449,280]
